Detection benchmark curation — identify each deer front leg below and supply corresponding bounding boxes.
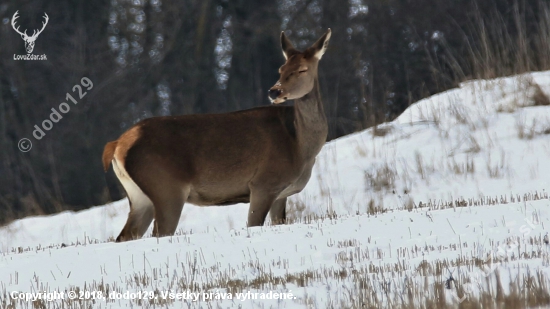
[269,197,287,225]
[247,190,278,227]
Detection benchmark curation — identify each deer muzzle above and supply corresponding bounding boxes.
[268,89,282,101]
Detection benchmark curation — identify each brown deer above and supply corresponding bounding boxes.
[103,29,331,242]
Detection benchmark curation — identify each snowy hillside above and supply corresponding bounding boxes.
[1,72,550,308]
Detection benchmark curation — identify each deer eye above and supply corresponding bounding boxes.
[298,69,308,73]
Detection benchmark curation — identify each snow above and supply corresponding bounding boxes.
[1,72,550,308]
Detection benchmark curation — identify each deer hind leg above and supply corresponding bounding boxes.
[150,184,190,238]
[269,197,287,225]
[248,190,278,227]
[116,197,154,242]
[113,161,154,242]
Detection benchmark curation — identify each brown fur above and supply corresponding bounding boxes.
[113,126,141,167]
[103,29,332,242]
[102,141,117,172]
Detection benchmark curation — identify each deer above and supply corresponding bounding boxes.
[11,11,49,54]
[102,28,331,242]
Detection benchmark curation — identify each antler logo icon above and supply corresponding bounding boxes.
[11,11,49,54]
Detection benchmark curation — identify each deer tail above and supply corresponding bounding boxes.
[102,141,118,172]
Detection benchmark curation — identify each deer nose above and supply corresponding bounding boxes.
[268,89,281,100]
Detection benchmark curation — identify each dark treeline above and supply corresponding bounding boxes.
[0,0,549,224]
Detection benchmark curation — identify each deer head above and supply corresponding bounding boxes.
[268,29,331,104]
[11,11,49,54]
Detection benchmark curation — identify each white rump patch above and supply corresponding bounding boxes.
[112,158,153,213]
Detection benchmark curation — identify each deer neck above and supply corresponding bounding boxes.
[293,78,328,160]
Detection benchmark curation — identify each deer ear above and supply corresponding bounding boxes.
[281,31,297,60]
[310,28,331,60]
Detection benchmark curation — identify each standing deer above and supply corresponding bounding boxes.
[103,29,331,242]
[11,11,49,54]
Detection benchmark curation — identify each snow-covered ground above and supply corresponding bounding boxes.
[1,72,550,308]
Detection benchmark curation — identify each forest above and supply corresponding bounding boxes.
[0,0,549,224]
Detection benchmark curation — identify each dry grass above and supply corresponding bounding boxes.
[484,151,506,179]
[372,124,394,137]
[3,189,548,260]
[2,251,549,309]
[531,82,550,107]
[516,117,538,140]
[439,0,550,83]
[448,156,475,176]
[364,163,397,192]
[1,188,549,308]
